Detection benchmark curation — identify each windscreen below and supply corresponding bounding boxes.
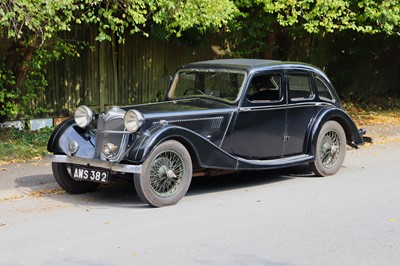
[168,69,246,103]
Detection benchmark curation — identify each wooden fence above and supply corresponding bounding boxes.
[42,27,222,116]
[32,29,400,119]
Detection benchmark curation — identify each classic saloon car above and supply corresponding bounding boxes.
[48,59,365,207]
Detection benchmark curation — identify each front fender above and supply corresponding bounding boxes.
[309,107,364,155]
[47,118,95,158]
[127,125,238,169]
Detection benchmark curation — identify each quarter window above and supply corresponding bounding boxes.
[289,74,313,101]
[316,77,334,102]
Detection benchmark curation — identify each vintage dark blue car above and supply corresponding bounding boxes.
[47,59,365,207]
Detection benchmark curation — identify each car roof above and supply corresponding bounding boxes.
[181,59,323,74]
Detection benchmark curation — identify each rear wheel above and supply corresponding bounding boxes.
[134,140,192,207]
[310,121,346,177]
[52,162,100,194]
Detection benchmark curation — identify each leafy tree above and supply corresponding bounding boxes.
[255,0,400,35]
[1,0,82,120]
[0,0,237,121]
[1,0,398,121]
[227,0,400,58]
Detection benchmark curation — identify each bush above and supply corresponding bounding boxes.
[0,127,53,163]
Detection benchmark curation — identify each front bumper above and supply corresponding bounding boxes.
[49,154,142,174]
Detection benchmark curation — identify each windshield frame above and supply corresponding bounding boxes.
[167,68,248,104]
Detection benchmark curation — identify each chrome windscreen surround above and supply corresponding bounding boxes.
[94,107,129,162]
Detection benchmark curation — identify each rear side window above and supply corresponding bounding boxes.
[316,77,335,102]
[288,74,313,101]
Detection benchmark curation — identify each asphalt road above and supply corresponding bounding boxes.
[1,142,399,266]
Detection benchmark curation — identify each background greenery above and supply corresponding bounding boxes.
[0,126,53,163]
[0,0,399,121]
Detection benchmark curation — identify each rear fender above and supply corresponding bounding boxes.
[127,125,238,169]
[309,107,364,155]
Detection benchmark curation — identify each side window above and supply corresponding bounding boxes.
[316,77,335,102]
[289,74,313,101]
[247,74,282,102]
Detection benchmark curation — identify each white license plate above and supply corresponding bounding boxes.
[72,167,110,184]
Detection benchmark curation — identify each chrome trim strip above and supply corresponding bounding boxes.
[99,130,127,134]
[244,104,286,111]
[243,102,334,112]
[153,116,224,125]
[49,155,142,174]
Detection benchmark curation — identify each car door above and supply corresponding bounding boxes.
[283,70,319,156]
[230,71,286,159]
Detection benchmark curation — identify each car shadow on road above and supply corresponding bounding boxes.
[14,174,56,189]
[187,164,315,197]
[11,164,315,208]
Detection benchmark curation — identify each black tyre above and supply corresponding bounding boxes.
[134,140,193,207]
[52,162,100,194]
[310,121,346,177]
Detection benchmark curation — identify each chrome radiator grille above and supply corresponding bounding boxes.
[94,114,128,162]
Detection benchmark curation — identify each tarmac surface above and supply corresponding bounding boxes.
[0,123,399,265]
[0,123,399,201]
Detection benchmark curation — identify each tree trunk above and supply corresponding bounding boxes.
[264,32,276,59]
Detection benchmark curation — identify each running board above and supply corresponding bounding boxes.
[237,154,315,170]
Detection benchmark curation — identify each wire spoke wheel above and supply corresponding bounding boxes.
[310,121,346,177]
[320,131,341,168]
[134,140,192,207]
[149,150,184,197]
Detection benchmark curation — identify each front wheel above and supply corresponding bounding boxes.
[309,121,346,177]
[52,162,100,194]
[134,140,193,207]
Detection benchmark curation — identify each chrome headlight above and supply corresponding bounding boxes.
[124,110,144,132]
[74,105,94,128]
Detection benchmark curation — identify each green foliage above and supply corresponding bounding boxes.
[0,0,238,121]
[225,1,277,57]
[0,0,80,120]
[79,0,237,43]
[0,0,77,45]
[226,0,400,59]
[0,39,80,119]
[0,126,53,163]
[0,0,237,45]
[1,0,399,121]
[254,0,400,35]
[0,68,18,118]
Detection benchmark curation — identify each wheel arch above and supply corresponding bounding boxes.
[47,118,75,153]
[127,125,237,169]
[167,136,201,169]
[308,107,364,155]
